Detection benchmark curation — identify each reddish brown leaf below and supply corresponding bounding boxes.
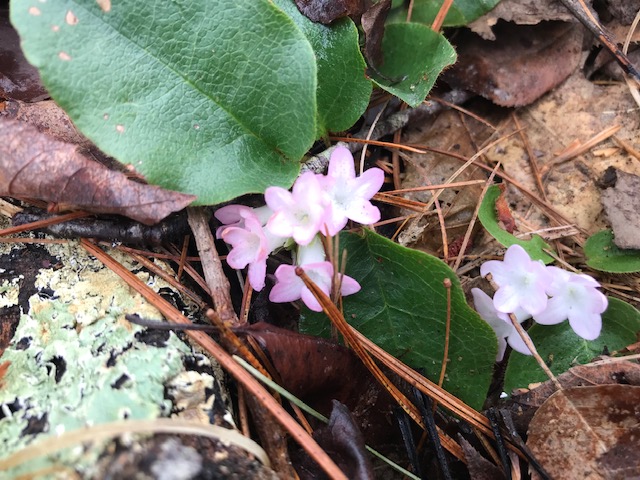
[293,0,366,24]
[443,22,584,107]
[0,119,195,225]
[235,323,396,446]
[495,184,516,234]
[361,0,391,68]
[527,385,640,480]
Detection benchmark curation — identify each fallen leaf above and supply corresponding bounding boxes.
[1,99,90,147]
[311,401,373,480]
[444,22,584,107]
[0,9,47,102]
[361,0,391,67]
[495,184,516,234]
[527,385,640,480]
[235,322,396,446]
[468,0,576,40]
[607,0,640,25]
[0,119,195,225]
[600,168,640,249]
[293,0,366,24]
[506,361,640,432]
[459,435,506,480]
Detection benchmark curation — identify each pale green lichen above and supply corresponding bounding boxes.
[0,277,21,308]
[0,241,211,479]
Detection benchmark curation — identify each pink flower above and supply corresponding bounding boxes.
[214,205,273,238]
[472,288,532,360]
[218,209,284,291]
[269,261,361,312]
[480,245,553,316]
[319,146,384,236]
[265,172,329,245]
[534,267,607,340]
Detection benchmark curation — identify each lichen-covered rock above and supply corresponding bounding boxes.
[0,227,271,479]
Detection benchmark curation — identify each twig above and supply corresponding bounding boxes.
[558,0,640,80]
[187,207,236,323]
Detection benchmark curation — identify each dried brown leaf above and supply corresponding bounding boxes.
[236,323,396,446]
[506,361,640,432]
[361,0,391,68]
[468,0,576,40]
[0,10,47,102]
[293,0,366,24]
[312,401,373,480]
[0,119,195,225]
[600,168,640,249]
[458,436,506,480]
[444,22,584,107]
[527,385,640,480]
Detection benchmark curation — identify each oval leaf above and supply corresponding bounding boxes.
[478,185,555,263]
[503,297,640,393]
[370,22,456,107]
[11,0,318,204]
[300,230,497,410]
[273,0,372,136]
[584,230,640,273]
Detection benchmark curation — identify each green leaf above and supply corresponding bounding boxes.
[389,0,501,27]
[478,185,555,263]
[370,23,456,107]
[300,230,497,410]
[584,230,640,273]
[11,0,318,204]
[273,0,372,136]
[503,297,640,393]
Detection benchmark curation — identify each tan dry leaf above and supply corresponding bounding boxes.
[527,385,640,480]
[0,118,195,225]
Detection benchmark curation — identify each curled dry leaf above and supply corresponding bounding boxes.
[0,119,195,225]
[311,401,373,480]
[361,0,391,68]
[293,0,366,24]
[527,385,640,480]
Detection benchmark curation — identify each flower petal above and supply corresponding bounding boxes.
[328,146,356,181]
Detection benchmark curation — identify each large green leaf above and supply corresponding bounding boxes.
[389,0,501,27]
[478,185,555,263]
[584,230,640,273]
[273,0,372,136]
[300,230,497,410]
[503,297,640,393]
[370,23,456,107]
[11,0,318,204]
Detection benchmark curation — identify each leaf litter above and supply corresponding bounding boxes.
[0,119,195,225]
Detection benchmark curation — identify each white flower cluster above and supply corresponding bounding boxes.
[473,245,607,360]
